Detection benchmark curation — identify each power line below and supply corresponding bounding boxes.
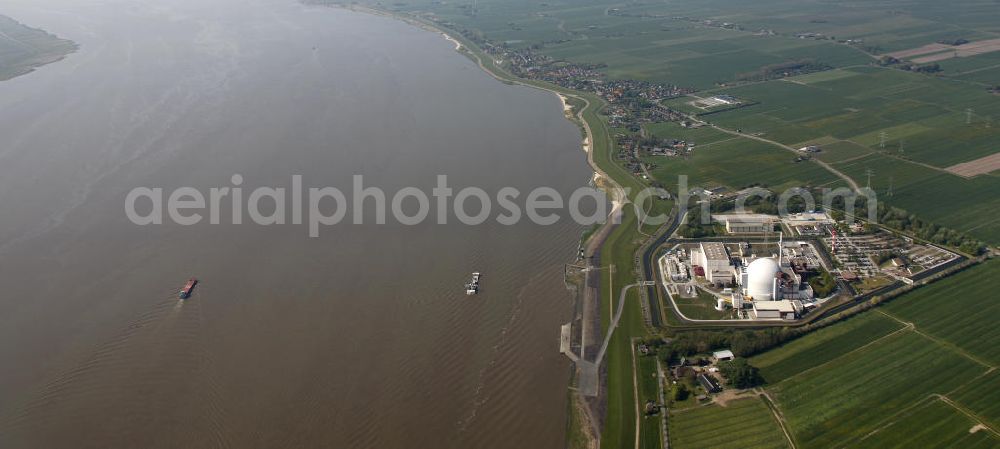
[865,168,874,189]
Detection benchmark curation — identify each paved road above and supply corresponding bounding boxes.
[595,283,643,364]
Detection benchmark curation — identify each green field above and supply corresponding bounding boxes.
[812,140,874,164]
[642,134,845,193]
[850,399,1000,449]
[746,261,1000,448]
[833,152,1000,244]
[951,370,1000,429]
[881,261,1000,365]
[750,312,904,383]
[771,330,987,448]
[669,396,790,449]
[708,67,1000,168]
[381,0,1000,86]
[934,49,1000,85]
[671,290,733,320]
[641,122,731,147]
[637,355,662,449]
[697,66,1000,243]
[0,15,76,81]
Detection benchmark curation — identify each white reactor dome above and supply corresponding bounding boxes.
[745,257,779,300]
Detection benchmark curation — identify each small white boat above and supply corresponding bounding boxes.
[465,272,481,295]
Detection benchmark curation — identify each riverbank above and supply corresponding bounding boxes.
[0,15,78,81]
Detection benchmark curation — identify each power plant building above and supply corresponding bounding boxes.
[712,213,778,234]
[735,246,812,320]
[751,300,803,320]
[740,257,781,300]
[691,242,734,286]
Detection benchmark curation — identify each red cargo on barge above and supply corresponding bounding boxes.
[179,278,198,299]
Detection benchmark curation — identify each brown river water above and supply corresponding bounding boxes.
[0,0,593,447]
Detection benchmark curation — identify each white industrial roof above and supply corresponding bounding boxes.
[700,242,729,262]
[712,213,778,224]
[713,349,734,360]
[752,300,796,313]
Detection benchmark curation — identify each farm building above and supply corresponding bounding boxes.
[713,349,735,361]
[698,373,722,393]
[711,95,739,105]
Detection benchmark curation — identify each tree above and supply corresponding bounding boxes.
[672,382,690,401]
[719,358,763,389]
[809,268,837,297]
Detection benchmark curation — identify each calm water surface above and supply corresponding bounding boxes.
[0,0,591,447]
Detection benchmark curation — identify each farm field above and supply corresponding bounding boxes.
[544,28,870,89]
[770,329,986,448]
[755,260,1000,448]
[637,355,662,449]
[811,140,873,164]
[880,261,1000,365]
[952,65,1000,84]
[669,396,790,449]
[749,312,904,384]
[848,398,1000,449]
[951,370,1000,428]
[378,0,1000,87]
[641,134,845,192]
[373,0,1000,97]
[697,67,1000,243]
[831,152,1000,243]
[641,122,732,147]
[936,49,1000,75]
[707,67,1000,168]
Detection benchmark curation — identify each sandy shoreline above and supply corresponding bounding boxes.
[442,33,462,51]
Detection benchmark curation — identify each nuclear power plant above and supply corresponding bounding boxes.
[663,234,820,321]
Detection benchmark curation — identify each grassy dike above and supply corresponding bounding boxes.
[331,6,667,447]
